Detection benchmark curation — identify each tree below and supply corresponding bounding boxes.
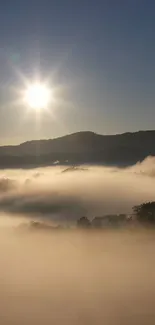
[92,217,103,228]
[133,201,155,224]
[77,216,91,229]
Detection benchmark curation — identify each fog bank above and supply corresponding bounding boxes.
[0,157,155,223]
[0,229,155,325]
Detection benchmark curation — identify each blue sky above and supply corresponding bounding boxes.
[0,0,155,143]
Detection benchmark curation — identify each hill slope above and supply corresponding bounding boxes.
[0,130,155,168]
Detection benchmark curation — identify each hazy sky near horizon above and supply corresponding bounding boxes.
[0,0,155,144]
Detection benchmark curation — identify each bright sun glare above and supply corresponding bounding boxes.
[25,83,51,109]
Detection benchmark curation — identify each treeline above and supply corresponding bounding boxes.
[18,201,155,232]
[77,201,155,229]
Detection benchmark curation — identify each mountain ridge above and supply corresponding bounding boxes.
[18,129,155,146]
[0,130,155,168]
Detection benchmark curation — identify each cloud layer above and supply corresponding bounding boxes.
[1,229,155,324]
[0,156,155,224]
[1,159,155,324]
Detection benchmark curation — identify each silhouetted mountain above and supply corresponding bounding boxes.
[0,130,155,168]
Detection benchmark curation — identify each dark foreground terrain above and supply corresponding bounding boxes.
[1,228,155,325]
[1,130,155,167]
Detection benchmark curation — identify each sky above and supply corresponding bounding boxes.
[0,0,155,144]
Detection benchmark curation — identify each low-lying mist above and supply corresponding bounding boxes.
[1,229,155,324]
[1,157,155,324]
[0,156,155,225]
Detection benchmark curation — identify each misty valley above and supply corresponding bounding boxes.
[0,161,155,324]
[1,0,155,323]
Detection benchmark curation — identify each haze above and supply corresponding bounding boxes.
[0,157,154,223]
[1,228,155,325]
[0,158,155,324]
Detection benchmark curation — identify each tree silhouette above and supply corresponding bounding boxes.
[133,201,155,224]
[77,216,91,229]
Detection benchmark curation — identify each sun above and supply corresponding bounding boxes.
[25,83,51,109]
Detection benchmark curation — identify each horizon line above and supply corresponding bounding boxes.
[1,128,155,147]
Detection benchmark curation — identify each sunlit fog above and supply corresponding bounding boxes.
[0,156,155,225]
[1,228,155,324]
[0,158,155,324]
